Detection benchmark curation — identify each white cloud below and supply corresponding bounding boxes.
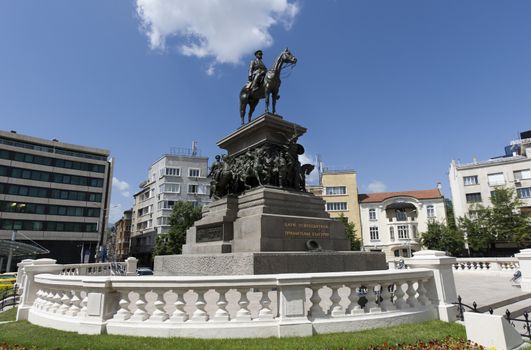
[112,177,131,198]
[299,153,319,186]
[367,180,387,193]
[136,0,299,65]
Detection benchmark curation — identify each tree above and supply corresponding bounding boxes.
[458,187,531,254]
[153,201,202,256]
[338,214,361,251]
[420,221,465,256]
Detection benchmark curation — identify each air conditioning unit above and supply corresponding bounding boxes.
[515,180,522,187]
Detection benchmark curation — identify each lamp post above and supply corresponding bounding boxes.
[6,230,16,272]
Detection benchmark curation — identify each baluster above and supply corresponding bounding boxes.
[79,295,88,317]
[213,289,230,322]
[130,291,149,321]
[417,279,431,306]
[67,291,81,317]
[329,285,344,317]
[51,291,62,313]
[112,291,131,321]
[169,290,189,323]
[258,288,274,321]
[363,284,381,313]
[58,292,71,315]
[235,288,251,321]
[308,285,325,318]
[148,290,168,322]
[379,283,396,312]
[191,289,209,322]
[34,290,43,309]
[393,281,406,309]
[405,281,419,308]
[43,291,54,312]
[346,284,364,315]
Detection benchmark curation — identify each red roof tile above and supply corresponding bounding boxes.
[358,188,443,203]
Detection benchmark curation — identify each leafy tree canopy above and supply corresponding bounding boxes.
[153,201,202,257]
[338,213,361,251]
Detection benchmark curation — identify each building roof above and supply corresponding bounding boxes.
[358,188,443,203]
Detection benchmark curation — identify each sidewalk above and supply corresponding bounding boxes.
[453,272,527,307]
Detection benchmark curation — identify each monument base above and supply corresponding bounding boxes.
[154,251,387,276]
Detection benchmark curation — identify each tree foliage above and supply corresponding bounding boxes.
[458,187,531,254]
[338,213,361,251]
[153,201,202,256]
[420,221,465,256]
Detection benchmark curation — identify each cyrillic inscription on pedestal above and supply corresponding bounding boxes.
[284,222,330,239]
[196,225,223,243]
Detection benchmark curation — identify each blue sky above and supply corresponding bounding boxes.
[1,1,531,223]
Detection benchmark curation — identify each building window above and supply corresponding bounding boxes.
[159,183,180,193]
[369,226,379,241]
[517,187,531,199]
[514,169,531,181]
[466,192,482,203]
[188,168,200,177]
[427,205,435,218]
[326,202,347,211]
[463,176,479,186]
[369,208,376,220]
[389,226,395,240]
[165,168,181,176]
[397,225,409,239]
[188,184,198,194]
[487,173,505,186]
[395,209,407,221]
[325,186,346,195]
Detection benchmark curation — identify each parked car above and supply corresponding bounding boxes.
[0,272,17,290]
[136,268,154,276]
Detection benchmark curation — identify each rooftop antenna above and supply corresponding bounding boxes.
[191,141,198,156]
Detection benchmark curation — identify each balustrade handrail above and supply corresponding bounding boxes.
[34,268,434,290]
[455,257,518,263]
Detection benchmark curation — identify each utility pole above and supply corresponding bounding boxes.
[6,230,16,272]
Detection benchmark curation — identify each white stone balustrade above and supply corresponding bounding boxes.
[452,258,519,274]
[19,268,450,338]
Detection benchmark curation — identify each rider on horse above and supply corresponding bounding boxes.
[247,50,267,94]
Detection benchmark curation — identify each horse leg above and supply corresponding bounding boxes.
[240,101,246,125]
[264,88,270,113]
[272,89,278,114]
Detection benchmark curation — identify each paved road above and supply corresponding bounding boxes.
[453,271,528,307]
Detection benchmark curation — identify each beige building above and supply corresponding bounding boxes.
[358,188,446,258]
[308,170,362,240]
[114,208,132,261]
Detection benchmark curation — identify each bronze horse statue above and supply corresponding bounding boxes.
[239,48,297,125]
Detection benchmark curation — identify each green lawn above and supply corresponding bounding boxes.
[0,307,16,322]
[0,318,467,350]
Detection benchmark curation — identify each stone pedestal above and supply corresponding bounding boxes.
[182,186,351,254]
[155,251,387,276]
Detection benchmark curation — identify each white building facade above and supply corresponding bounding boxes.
[449,134,531,220]
[130,153,211,265]
[359,189,446,258]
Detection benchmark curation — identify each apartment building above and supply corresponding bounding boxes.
[0,130,113,266]
[130,151,211,265]
[114,208,132,261]
[358,188,446,258]
[308,170,362,240]
[449,131,531,220]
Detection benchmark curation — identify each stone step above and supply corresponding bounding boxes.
[491,297,531,318]
[475,292,531,314]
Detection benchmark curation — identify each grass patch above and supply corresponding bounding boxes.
[0,307,17,322]
[0,319,466,350]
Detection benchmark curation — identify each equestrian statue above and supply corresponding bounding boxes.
[239,48,297,125]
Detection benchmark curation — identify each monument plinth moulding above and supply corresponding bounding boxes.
[154,113,386,275]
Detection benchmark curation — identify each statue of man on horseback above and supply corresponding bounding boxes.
[239,48,297,125]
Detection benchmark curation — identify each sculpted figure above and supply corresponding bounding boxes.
[248,50,267,95]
